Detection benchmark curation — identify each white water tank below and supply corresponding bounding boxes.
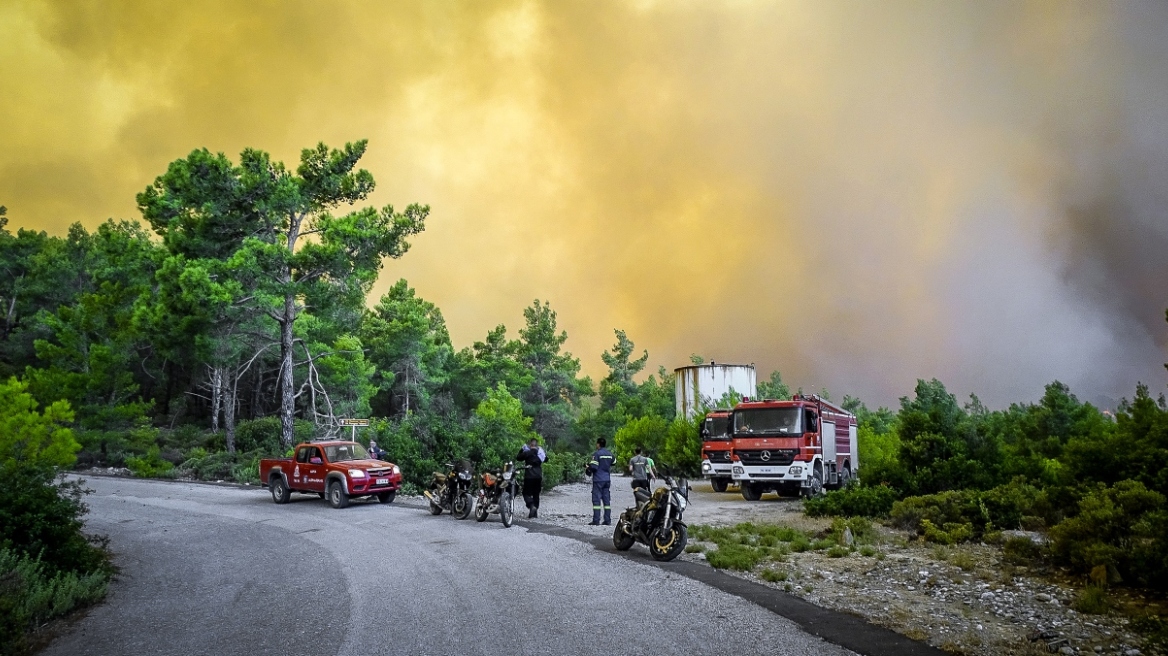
[674,363,757,419]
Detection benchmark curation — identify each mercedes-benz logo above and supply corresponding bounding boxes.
[760,450,771,462]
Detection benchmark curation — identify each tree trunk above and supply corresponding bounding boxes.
[210,366,223,433]
[279,294,296,447]
[224,373,238,454]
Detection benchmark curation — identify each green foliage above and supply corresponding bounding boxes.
[1001,536,1046,565]
[612,415,669,465]
[760,568,788,582]
[361,280,453,416]
[467,383,536,469]
[125,446,175,478]
[658,416,700,475]
[0,547,110,656]
[826,545,850,558]
[919,519,974,545]
[1049,480,1168,588]
[1071,585,1110,615]
[541,451,589,491]
[517,300,585,449]
[804,484,899,518]
[0,377,78,468]
[756,370,790,401]
[0,463,110,577]
[706,543,765,571]
[232,417,289,455]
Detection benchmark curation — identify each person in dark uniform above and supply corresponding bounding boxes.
[586,438,615,525]
[517,437,546,518]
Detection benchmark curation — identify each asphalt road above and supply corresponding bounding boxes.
[42,476,860,656]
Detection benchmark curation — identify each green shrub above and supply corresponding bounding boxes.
[1049,480,1168,588]
[178,451,238,481]
[542,451,589,491]
[0,547,110,656]
[827,545,850,558]
[829,517,877,545]
[1001,536,1045,565]
[1071,585,1109,615]
[233,417,285,455]
[760,568,788,582]
[920,519,974,545]
[804,484,899,518]
[858,545,877,557]
[684,544,706,554]
[125,446,175,478]
[706,543,763,571]
[0,463,110,577]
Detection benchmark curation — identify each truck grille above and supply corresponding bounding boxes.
[366,468,392,476]
[705,450,732,463]
[736,449,797,466]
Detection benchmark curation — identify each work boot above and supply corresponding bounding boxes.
[587,520,599,526]
[529,508,537,519]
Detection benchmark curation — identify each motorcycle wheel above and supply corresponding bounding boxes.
[453,492,472,520]
[613,522,635,551]
[428,494,444,515]
[475,494,489,522]
[648,525,687,562]
[500,492,514,528]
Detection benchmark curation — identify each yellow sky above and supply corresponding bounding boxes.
[2,0,1166,407]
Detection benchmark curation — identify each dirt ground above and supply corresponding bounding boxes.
[532,476,1161,656]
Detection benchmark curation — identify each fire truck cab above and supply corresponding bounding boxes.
[729,394,858,501]
[699,409,734,492]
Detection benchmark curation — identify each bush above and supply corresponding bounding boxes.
[178,451,238,481]
[760,568,788,582]
[920,519,974,545]
[706,543,764,571]
[804,484,899,518]
[0,548,110,656]
[0,463,110,577]
[542,451,589,491]
[1001,536,1046,565]
[1071,585,1109,615]
[1049,480,1168,588]
[233,417,285,455]
[125,446,175,478]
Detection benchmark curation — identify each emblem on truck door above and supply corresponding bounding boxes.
[761,451,771,461]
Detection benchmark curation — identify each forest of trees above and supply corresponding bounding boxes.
[2,140,1166,643]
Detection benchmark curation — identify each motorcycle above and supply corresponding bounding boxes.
[424,460,474,520]
[473,461,519,528]
[612,475,690,561]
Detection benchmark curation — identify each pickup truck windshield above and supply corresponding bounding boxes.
[734,408,802,435]
[703,416,730,440]
[325,443,369,462]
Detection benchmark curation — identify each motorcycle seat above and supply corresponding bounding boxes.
[633,488,652,505]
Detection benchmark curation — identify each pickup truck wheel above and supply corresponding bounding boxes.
[270,476,291,504]
[328,481,350,509]
[377,491,396,504]
[711,477,729,493]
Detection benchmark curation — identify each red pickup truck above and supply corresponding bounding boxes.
[260,440,403,509]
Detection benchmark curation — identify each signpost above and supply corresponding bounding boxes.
[339,418,370,441]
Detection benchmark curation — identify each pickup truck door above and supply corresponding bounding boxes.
[292,446,327,493]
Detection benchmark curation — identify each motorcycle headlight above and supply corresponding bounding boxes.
[503,470,513,480]
[458,471,471,481]
[673,492,687,511]
[349,469,366,478]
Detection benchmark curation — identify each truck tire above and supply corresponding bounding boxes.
[270,476,291,504]
[377,491,396,504]
[711,477,729,493]
[839,466,853,489]
[741,482,762,501]
[804,465,824,499]
[328,480,350,509]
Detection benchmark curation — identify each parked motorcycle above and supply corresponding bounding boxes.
[424,459,474,520]
[612,475,690,561]
[473,461,519,527]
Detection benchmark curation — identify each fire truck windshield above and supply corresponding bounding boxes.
[734,408,802,435]
[704,416,730,440]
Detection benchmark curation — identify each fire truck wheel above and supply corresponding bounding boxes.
[839,467,853,489]
[805,467,825,498]
[270,476,291,504]
[711,478,729,493]
[741,482,762,501]
[377,491,396,504]
[328,480,350,509]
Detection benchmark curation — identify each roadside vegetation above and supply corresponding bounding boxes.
[0,378,112,656]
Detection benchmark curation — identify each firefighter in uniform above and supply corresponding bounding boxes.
[586,438,615,525]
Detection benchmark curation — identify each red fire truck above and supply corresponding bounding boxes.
[729,394,857,500]
[699,409,734,492]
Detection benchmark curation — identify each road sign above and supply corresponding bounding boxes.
[338,418,370,427]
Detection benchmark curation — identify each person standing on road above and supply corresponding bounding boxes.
[645,452,659,485]
[517,437,546,518]
[629,447,651,492]
[586,438,614,525]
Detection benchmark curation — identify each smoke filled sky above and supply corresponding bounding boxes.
[2,0,1166,408]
